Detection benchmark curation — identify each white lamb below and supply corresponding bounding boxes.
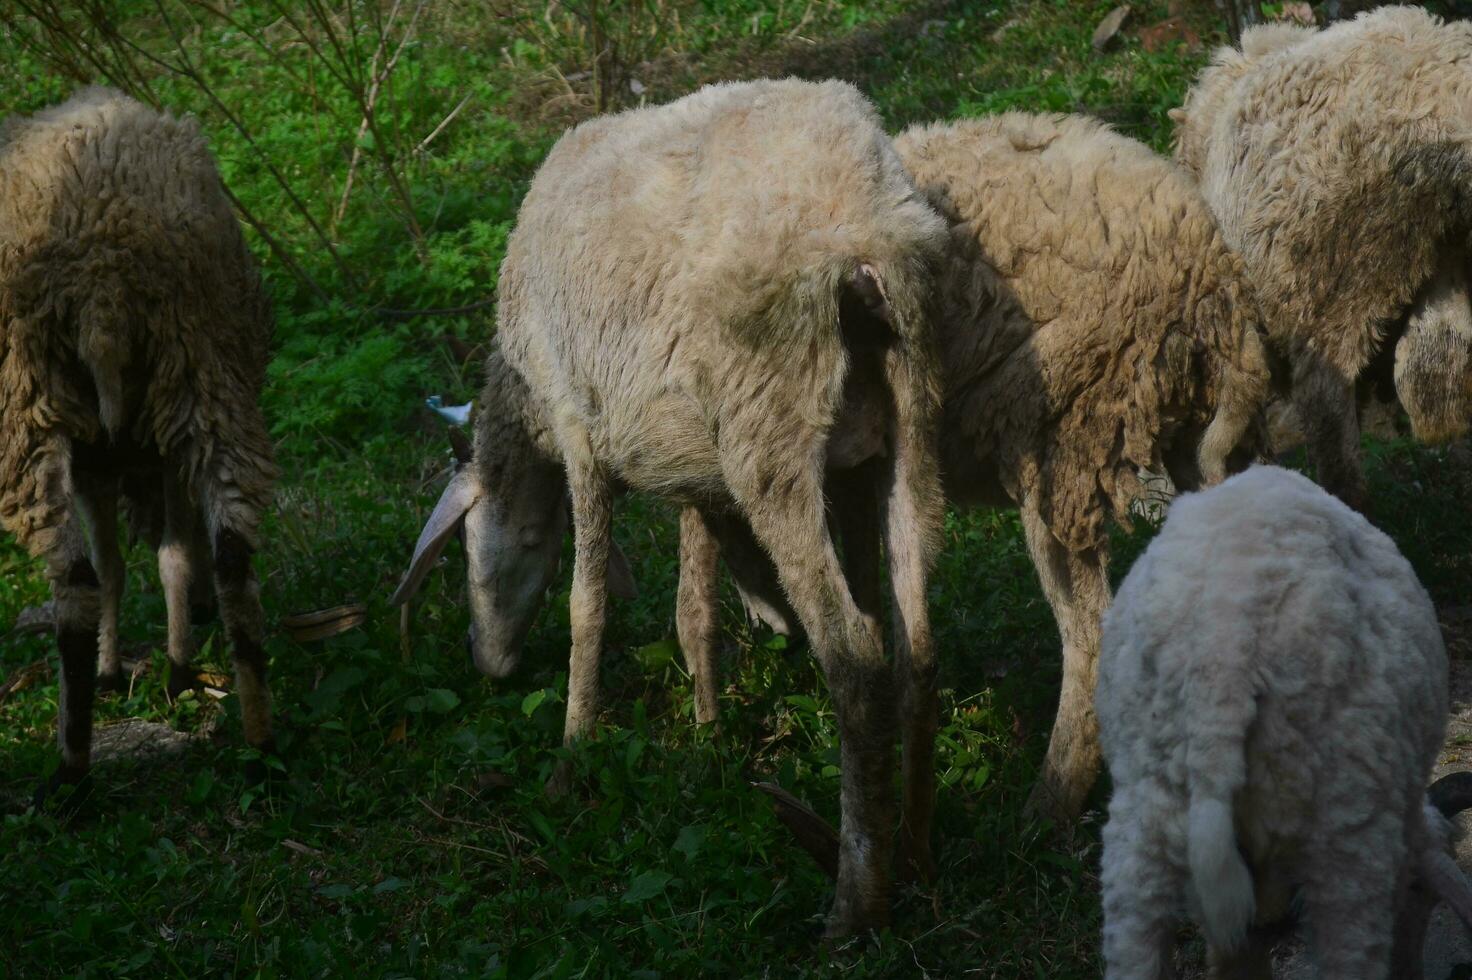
[1097,465,1472,978]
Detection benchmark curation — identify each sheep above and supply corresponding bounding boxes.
[674,112,1273,826]
[1171,6,1472,511]
[0,87,278,799]
[1097,465,1472,978]
[393,78,950,935]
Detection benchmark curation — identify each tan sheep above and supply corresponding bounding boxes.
[1172,5,1472,510]
[393,78,950,934]
[0,88,278,798]
[678,112,1272,827]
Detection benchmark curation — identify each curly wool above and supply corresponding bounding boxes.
[895,111,1271,552]
[498,78,947,523]
[1174,7,1472,472]
[0,86,276,555]
[1098,465,1448,977]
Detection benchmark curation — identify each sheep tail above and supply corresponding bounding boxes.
[1187,795,1255,950]
[1184,666,1259,951]
[864,251,945,568]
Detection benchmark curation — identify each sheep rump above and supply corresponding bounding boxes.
[1173,6,1472,508]
[0,87,277,790]
[1098,465,1466,978]
[892,111,1270,820]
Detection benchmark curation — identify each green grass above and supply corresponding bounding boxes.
[3,1,1472,977]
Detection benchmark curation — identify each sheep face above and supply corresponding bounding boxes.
[462,461,568,678]
[389,451,565,678]
[1395,253,1472,445]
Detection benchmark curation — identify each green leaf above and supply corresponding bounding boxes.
[425,688,460,714]
[673,824,705,862]
[621,870,671,904]
[632,638,678,671]
[521,689,547,717]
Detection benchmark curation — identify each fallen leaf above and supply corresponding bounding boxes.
[1137,16,1201,54]
[474,770,515,793]
[0,660,51,704]
[1275,2,1315,25]
[283,604,367,642]
[387,716,408,745]
[1092,5,1131,51]
[282,838,324,859]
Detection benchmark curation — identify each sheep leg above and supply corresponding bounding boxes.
[676,506,722,727]
[1205,939,1273,980]
[839,456,938,883]
[728,459,894,935]
[1020,501,1109,824]
[40,516,103,804]
[1294,357,1368,512]
[1301,851,1398,980]
[160,473,199,699]
[550,458,613,796]
[1100,809,1180,980]
[75,476,125,693]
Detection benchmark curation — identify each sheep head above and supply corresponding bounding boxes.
[1395,253,1472,446]
[391,361,637,678]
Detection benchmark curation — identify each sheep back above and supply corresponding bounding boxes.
[496,78,948,504]
[1099,465,1447,919]
[0,87,275,552]
[1174,6,1472,384]
[895,113,1270,551]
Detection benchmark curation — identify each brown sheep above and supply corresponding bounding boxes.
[0,88,278,798]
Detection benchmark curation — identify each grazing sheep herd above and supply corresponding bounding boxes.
[7,4,1472,972]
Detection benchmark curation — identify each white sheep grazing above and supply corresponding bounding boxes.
[394,78,949,934]
[1098,465,1472,978]
[0,88,278,798]
[1171,6,1472,512]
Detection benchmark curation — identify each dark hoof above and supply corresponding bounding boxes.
[166,667,197,701]
[243,740,281,787]
[896,844,937,886]
[544,760,575,800]
[33,765,92,814]
[96,669,126,695]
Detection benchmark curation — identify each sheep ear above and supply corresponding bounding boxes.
[1168,107,1188,124]
[390,470,482,606]
[607,541,638,601]
[1420,847,1472,933]
[447,427,474,466]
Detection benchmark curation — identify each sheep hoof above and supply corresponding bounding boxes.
[243,740,281,788]
[896,841,936,886]
[1022,780,1080,829]
[32,765,93,815]
[165,667,196,702]
[544,761,575,800]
